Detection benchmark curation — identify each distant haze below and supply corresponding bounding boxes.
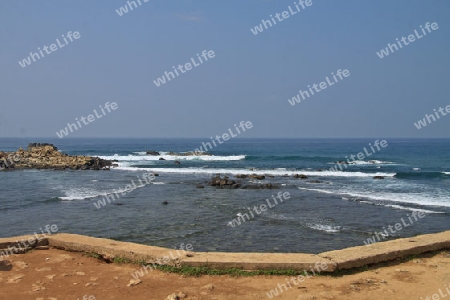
[1,0,449,138]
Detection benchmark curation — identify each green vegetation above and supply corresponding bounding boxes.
[80,249,449,277]
[112,257,133,264]
[153,265,309,277]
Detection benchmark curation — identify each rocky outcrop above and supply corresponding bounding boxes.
[209,175,241,189]
[208,175,278,189]
[0,143,115,171]
[146,150,160,156]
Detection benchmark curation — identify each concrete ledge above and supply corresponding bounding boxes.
[47,233,193,266]
[319,230,450,270]
[0,234,48,252]
[180,252,335,272]
[1,231,449,272]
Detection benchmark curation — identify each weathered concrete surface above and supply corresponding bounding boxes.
[47,233,193,266]
[319,230,450,270]
[1,231,450,272]
[180,252,335,272]
[0,235,48,256]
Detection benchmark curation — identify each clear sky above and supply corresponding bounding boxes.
[1,0,449,138]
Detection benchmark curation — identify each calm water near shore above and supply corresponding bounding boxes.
[0,138,449,253]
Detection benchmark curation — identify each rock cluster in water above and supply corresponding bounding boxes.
[207,175,278,189]
[0,143,115,170]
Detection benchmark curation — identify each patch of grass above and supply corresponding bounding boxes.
[113,257,133,264]
[83,252,101,259]
[78,249,449,277]
[153,265,311,277]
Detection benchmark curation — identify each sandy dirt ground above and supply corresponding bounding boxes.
[0,248,449,300]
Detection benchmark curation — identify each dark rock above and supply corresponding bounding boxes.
[373,176,385,180]
[146,151,160,156]
[294,174,308,179]
[159,158,166,161]
[248,174,265,180]
[1,144,113,171]
[236,174,248,178]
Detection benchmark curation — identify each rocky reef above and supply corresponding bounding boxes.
[207,175,278,189]
[0,143,116,171]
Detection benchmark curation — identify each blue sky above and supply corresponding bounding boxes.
[1,0,449,138]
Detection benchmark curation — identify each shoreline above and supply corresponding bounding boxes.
[2,230,449,272]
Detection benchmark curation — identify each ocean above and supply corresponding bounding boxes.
[0,138,449,253]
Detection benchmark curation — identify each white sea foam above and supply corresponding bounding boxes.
[306,223,341,233]
[383,205,443,214]
[298,187,450,208]
[99,154,246,161]
[443,172,450,175]
[59,188,110,201]
[59,181,154,201]
[330,160,393,166]
[113,166,396,178]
